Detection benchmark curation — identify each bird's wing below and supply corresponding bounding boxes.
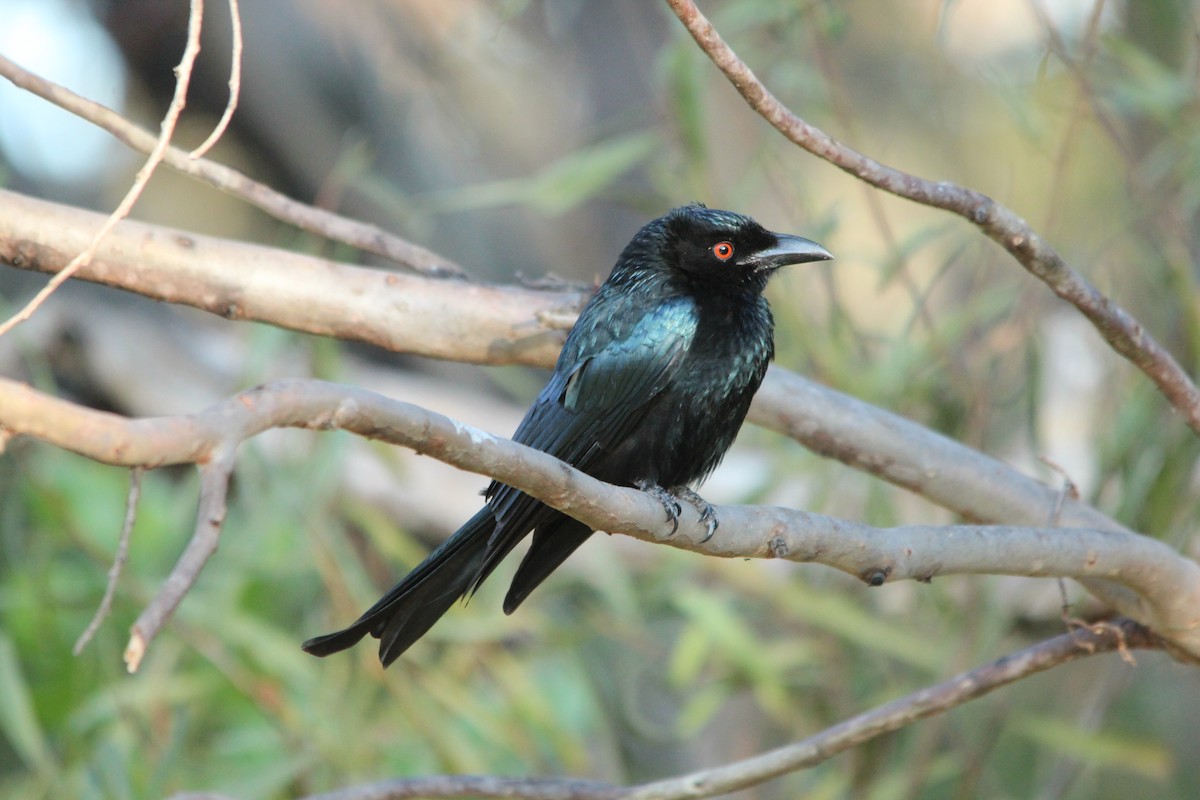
[475,296,699,581]
[521,296,698,452]
[517,295,698,466]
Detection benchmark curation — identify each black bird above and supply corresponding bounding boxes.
[303,204,832,666]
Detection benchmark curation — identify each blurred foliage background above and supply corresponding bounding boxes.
[2,0,1200,798]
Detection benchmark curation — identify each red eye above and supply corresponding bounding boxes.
[712,241,734,261]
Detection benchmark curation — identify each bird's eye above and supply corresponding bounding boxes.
[712,241,734,261]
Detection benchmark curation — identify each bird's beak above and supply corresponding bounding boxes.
[752,233,833,271]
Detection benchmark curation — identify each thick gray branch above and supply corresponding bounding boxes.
[0,189,577,367]
[2,377,1197,659]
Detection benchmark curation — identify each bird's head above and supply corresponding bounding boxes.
[619,203,832,291]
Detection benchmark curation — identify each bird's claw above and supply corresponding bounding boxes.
[672,486,719,542]
[637,480,683,536]
[636,483,718,541]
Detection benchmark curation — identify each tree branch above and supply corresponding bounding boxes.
[749,368,1157,627]
[73,466,142,656]
[188,0,243,160]
[167,618,1166,800]
[0,0,203,337]
[623,618,1162,800]
[0,53,464,278]
[2,377,1197,661]
[3,190,1197,650]
[0,189,1158,532]
[0,189,576,368]
[125,453,234,673]
[663,0,1200,437]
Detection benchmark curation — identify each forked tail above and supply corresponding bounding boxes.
[302,507,494,666]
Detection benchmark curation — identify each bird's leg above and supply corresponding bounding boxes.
[670,486,719,543]
[636,480,683,536]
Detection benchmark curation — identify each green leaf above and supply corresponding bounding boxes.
[672,588,775,685]
[1014,714,1174,780]
[668,623,712,686]
[426,133,658,215]
[677,682,731,735]
[777,581,945,672]
[0,633,56,777]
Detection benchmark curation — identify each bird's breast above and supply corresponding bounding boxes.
[596,294,774,489]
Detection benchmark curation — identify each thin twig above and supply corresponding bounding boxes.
[189,0,243,159]
[1034,0,1109,239]
[211,619,1160,800]
[625,618,1158,800]
[1040,456,1115,659]
[662,0,1200,437]
[1039,455,1079,616]
[73,467,144,655]
[0,55,464,278]
[0,0,205,338]
[808,32,936,335]
[301,776,622,800]
[125,453,234,673]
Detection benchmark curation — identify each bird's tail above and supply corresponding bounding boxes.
[302,507,495,667]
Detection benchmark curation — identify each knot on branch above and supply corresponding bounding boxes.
[971,200,992,225]
[863,566,892,587]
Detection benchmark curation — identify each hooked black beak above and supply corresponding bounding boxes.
[750,232,833,271]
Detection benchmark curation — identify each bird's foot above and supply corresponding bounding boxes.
[635,483,719,542]
[636,480,683,536]
[671,486,719,542]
